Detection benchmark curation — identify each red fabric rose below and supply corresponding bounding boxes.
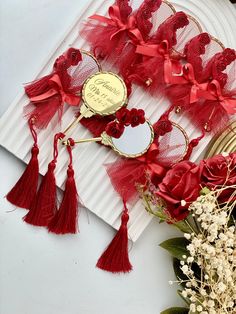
[66,48,82,66]
[130,108,145,127]
[116,108,131,126]
[53,55,68,72]
[156,161,201,221]
[153,119,173,136]
[200,153,236,200]
[105,121,125,139]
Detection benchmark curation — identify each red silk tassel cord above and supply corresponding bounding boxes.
[23,134,79,235]
[97,199,132,273]
[48,138,78,234]
[23,133,64,227]
[6,118,39,209]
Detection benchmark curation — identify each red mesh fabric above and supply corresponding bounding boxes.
[165,33,211,111]
[128,12,190,94]
[148,0,176,35]
[135,0,163,42]
[173,15,202,56]
[151,11,189,46]
[106,158,147,202]
[24,50,99,129]
[155,127,188,166]
[186,48,236,133]
[24,95,64,129]
[80,0,162,74]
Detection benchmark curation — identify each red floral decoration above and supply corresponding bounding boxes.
[130,108,145,127]
[116,108,131,126]
[105,121,125,139]
[153,119,173,136]
[156,161,201,221]
[200,153,236,200]
[66,48,82,66]
[106,108,146,138]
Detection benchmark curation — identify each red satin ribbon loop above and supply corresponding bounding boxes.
[183,63,208,103]
[207,80,236,114]
[180,64,236,113]
[29,74,81,106]
[89,5,143,42]
[136,40,182,84]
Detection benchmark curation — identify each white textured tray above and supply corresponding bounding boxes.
[0,0,236,241]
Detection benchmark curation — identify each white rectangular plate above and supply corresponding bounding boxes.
[0,0,235,241]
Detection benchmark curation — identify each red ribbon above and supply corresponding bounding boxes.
[182,63,208,103]
[181,64,236,113]
[136,40,182,84]
[89,5,143,42]
[206,80,236,114]
[138,142,167,180]
[29,74,81,106]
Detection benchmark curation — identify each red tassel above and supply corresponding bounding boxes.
[183,130,205,160]
[6,119,39,209]
[23,133,63,227]
[96,200,132,273]
[48,139,78,234]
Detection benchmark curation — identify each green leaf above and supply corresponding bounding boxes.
[173,220,192,233]
[177,290,191,306]
[159,237,190,260]
[200,187,211,195]
[173,258,188,284]
[161,307,189,314]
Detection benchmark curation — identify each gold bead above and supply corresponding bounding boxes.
[204,122,211,132]
[175,106,182,114]
[146,78,153,86]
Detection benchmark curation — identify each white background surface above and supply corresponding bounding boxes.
[0,1,235,314]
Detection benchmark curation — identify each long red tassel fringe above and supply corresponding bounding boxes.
[23,133,64,227]
[96,200,132,273]
[48,139,78,234]
[6,119,39,209]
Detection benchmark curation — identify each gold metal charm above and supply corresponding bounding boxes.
[63,72,127,135]
[81,71,127,117]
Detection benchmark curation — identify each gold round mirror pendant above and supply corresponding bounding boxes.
[205,121,236,157]
[82,71,127,116]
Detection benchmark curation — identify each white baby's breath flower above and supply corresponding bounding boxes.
[184,233,191,240]
[160,183,236,313]
[189,303,196,312]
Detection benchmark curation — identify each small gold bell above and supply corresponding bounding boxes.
[204,122,211,132]
[146,78,153,86]
[175,106,182,114]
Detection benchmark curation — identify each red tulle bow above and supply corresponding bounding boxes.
[138,142,167,181]
[207,80,236,115]
[181,64,236,113]
[136,40,181,84]
[29,74,81,106]
[89,4,143,42]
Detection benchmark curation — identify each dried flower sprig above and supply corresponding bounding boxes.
[178,189,236,314]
